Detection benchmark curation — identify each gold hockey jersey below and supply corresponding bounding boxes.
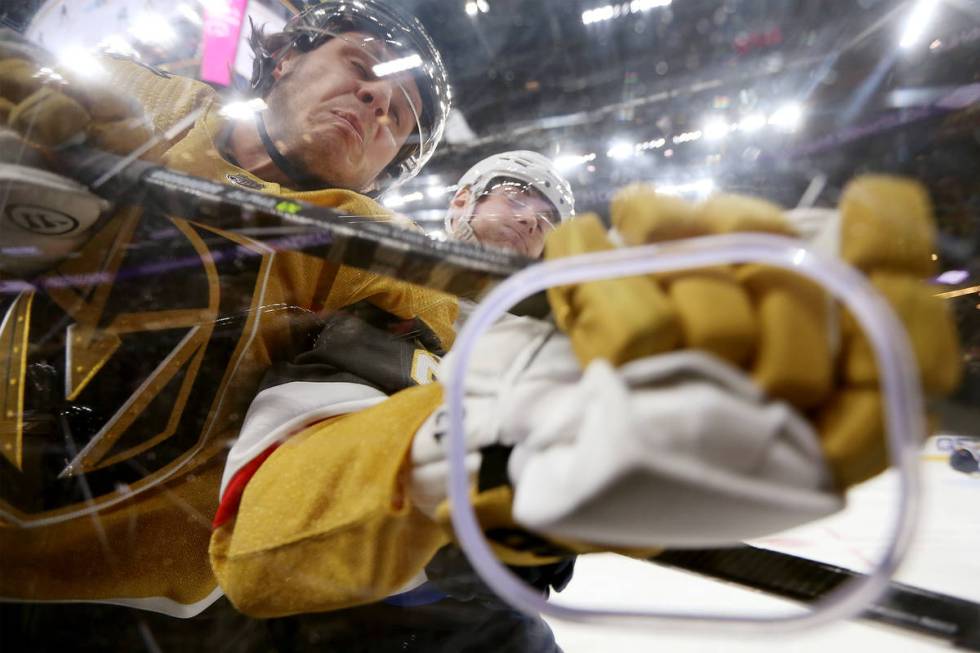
[0,56,457,615]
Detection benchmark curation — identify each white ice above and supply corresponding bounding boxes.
[544,437,979,652]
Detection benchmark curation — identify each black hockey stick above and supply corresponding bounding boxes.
[58,147,533,302]
[57,147,979,647]
[654,545,980,650]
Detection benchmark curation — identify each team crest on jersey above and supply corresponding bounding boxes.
[226,173,264,190]
[0,210,273,526]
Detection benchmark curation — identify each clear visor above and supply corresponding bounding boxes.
[287,14,450,189]
[477,178,562,231]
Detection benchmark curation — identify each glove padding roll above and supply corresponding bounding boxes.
[1,31,156,153]
[411,316,839,554]
[545,175,961,491]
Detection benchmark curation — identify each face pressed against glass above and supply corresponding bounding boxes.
[465,182,560,258]
[262,31,424,192]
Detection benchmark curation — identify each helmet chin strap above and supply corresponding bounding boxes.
[255,112,325,191]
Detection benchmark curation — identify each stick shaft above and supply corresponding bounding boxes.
[655,546,980,650]
[61,147,533,301]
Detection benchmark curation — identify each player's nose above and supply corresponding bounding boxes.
[356,79,395,123]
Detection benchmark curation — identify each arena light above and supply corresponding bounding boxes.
[935,270,969,285]
[657,178,715,197]
[129,13,177,46]
[768,102,805,131]
[97,34,140,59]
[465,1,479,16]
[555,152,597,171]
[672,130,703,144]
[636,137,665,151]
[219,98,268,120]
[582,0,670,25]
[383,191,424,209]
[607,141,635,159]
[426,185,453,199]
[702,117,732,141]
[373,54,422,77]
[738,113,766,133]
[176,3,203,25]
[900,0,939,49]
[56,46,104,78]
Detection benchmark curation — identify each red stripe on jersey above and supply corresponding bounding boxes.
[212,443,281,529]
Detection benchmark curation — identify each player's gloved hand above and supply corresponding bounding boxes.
[410,314,840,558]
[0,28,155,153]
[546,175,961,489]
[790,176,961,485]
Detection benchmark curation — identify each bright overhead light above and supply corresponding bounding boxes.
[476,0,490,12]
[97,34,139,59]
[607,142,634,159]
[372,54,422,77]
[738,113,766,133]
[56,46,104,78]
[219,98,268,120]
[555,152,597,171]
[935,270,968,285]
[176,3,203,25]
[384,191,424,209]
[426,185,451,199]
[657,178,715,198]
[129,13,177,46]
[465,1,479,16]
[900,0,939,49]
[703,117,732,141]
[768,102,805,131]
[672,130,703,144]
[636,137,665,151]
[582,0,670,25]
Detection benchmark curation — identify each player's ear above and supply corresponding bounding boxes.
[272,50,299,80]
[451,185,471,209]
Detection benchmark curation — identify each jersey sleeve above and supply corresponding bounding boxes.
[209,383,448,617]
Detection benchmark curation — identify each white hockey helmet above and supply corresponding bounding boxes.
[445,150,575,239]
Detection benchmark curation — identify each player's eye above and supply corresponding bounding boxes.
[351,60,370,78]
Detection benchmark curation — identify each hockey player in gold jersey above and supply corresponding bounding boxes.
[0,0,456,616]
[0,0,964,635]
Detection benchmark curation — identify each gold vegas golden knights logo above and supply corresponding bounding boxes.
[0,209,278,527]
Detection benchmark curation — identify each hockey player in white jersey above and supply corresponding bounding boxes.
[444,150,575,258]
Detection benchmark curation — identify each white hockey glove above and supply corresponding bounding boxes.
[410,314,841,550]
